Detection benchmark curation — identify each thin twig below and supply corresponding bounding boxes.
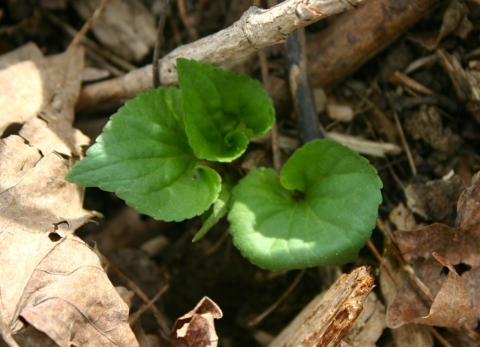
[105,258,171,336]
[43,10,136,71]
[69,0,110,48]
[129,285,170,325]
[177,0,199,40]
[248,269,306,327]
[366,239,398,285]
[427,327,454,347]
[83,46,124,76]
[258,49,282,173]
[392,110,417,178]
[77,0,374,110]
[153,0,170,88]
[204,229,230,257]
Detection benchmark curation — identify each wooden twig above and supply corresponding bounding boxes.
[307,0,443,89]
[177,0,199,40]
[392,110,417,177]
[43,10,136,71]
[105,258,171,336]
[129,285,170,325]
[69,0,110,48]
[285,27,325,142]
[248,269,306,327]
[258,49,282,173]
[153,0,170,88]
[76,0,374,110]
[268,267,374,347]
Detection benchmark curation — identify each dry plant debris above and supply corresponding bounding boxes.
[171,297,223,347]
[0,45,137,346]
[2,0,480,345]
[71,0,156,62]
[387,172,480,330]
[268,266,375,347]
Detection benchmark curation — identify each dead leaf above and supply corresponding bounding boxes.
[389,202,419,231]
[404,105,462,159]
[380,243,434,346]
[408,0,472,50]
[409,253,476,327]
[437,48,480,124]
[0,46,138,346]
[10,325,59,347]
[404,175,465,223]
[171,297,223,347]
[71,0,156,62]
[387,171,480,329]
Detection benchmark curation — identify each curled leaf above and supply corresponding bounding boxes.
[177,58,275,162]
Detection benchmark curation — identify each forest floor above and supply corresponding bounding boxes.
[1,0,480,346]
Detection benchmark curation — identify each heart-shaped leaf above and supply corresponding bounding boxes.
[66,87,221,222]
[177,58,275,162]
[228,139,383,270]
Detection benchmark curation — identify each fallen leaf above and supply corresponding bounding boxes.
[71,0,156,62]
[409,253,476,327]
[387,171,480,329]
[408,0,472,50]
[437,48,480,124]
[389,202,419,231]
[0,45,138,346]
[404,175,465,224]
[380,245,434,347]
[171,297,223,347]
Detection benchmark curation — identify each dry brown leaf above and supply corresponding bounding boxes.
[408,0,471,50]
[409,253,476,327]
[71,0,156,62]
[389,202,418,231]
[437,48,480,124]
[404,105,462,159]
[0,46,138,346]
[170,297,223,347]
[380,244,434,346]
[387,171,480,329]
[404,175,465,223]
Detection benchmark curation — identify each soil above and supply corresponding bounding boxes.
[2,0,480,346]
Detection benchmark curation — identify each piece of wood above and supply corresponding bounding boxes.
[306,0,442,89]
[268,266,375,347]
[76,0,374,110]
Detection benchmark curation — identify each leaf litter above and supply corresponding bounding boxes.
[3,0,480,346]
[0,44,137,346]
[387,171,480,330]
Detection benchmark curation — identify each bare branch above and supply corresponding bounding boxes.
[77,0,374,110]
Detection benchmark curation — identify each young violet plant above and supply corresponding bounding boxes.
[67,59,382,271]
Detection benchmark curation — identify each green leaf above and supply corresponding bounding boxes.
[177,58,275,162]
[228,139,383,270]
[66,87,221,222]
[192,183,232,242]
